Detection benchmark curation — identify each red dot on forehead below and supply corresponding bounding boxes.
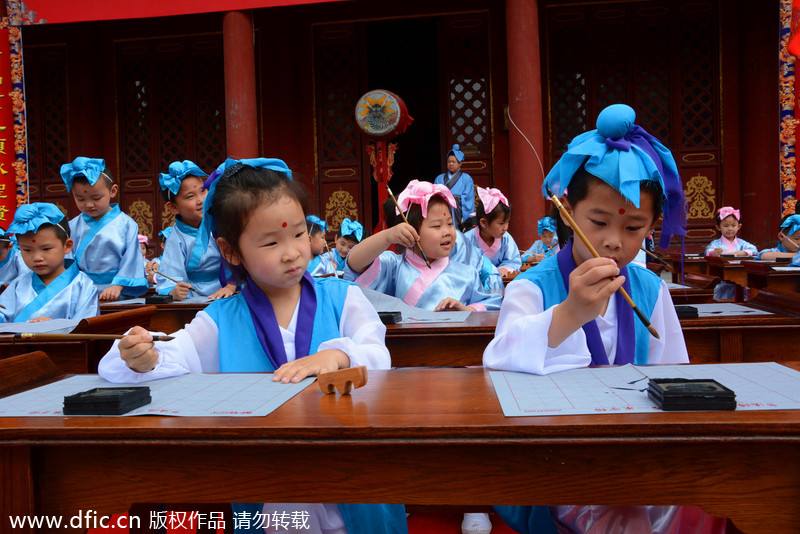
[32,239,36,243]
[82,189,88,194]
[619,208,626,215]
[282,222,287,228]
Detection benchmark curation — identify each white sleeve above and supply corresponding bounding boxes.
[315,285,391,370]
[483,279,594,375]
[97,311,221,383]
[645,282,689,364]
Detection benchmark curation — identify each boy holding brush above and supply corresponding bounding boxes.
[156,160,237,301]
[760,214,800,261]
[0,203,99,322]
[484,104,727,533]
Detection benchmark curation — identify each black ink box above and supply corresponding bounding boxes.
[674,305,698,318]
[63,387,151,415]
[647,378,736,411]
[378,311,402,324]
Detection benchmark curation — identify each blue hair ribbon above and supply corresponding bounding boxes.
[60,157,106,192]
[8,203,67,236]
[159,160,207,198]
[339,218,363,242]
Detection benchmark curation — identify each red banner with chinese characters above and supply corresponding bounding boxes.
[9,0,347,25]
[0,21,18,225]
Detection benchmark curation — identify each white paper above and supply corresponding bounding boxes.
[691,303,772,317]
[0,318,81,334]
[360,287,471,323]
[771,266,800,272]
[0,373,314,417]
[490,362,800,417]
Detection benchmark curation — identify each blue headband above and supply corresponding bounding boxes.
[60,157,107,192]
[159,226,174,240]
[781,214,800,236]
[8,203,67,236]
[202,157,294,237]
[306,215,328,232]
[339,218,363,242]
[537,216,556,235]
[543,104,686,249]
[446,144,465,163]
[159,160,207,198]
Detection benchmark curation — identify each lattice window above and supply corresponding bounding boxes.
[680,20,716,147]
[119,58,152,175]
[443,21,490,156]
[318,41,358,163]
[549,24,588,158]
[25,45,68,192]
[635,23,671,142]
[157,55,188,171]
[193,54,225,168]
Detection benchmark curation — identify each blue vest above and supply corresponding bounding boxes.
[516,254,662,364]
[204,277,349,372]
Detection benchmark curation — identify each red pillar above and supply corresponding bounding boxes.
[223,10,259,158]
[506,0,544,248]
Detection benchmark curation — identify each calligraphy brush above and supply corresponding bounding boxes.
[782,232,800,250]
[154,271,196,292]
[641,247,678,274]
[386,185,432,269]
[8,333,175,341]
[546,187,660,340]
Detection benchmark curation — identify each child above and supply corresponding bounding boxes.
[463,186,522,275]
[704,207,758,257]
[98,158,406,534]
[521,216,559,263]
[0,203,99,322]
[156,160,237,301]
[343,180,501,311]
[320,218,363,273]
[484,104,725,533]
[138,234,156,285]
[434,144,475,230]
[146,227,171,284]
[0,228,29,284]
[61,157,148,301]
[760,214,800,260]
[306,215,335,276]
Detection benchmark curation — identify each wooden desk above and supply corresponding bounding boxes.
[668,254,707,283]
[100,301,208,334]
[743,260,800,294]
[386,311,498,367]
[705,256,748,301]
[1,354,798,534]
[681,298,800,364]
[0,306,156,374]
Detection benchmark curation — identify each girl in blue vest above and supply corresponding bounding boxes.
[98,158,405,534]
[521,216,559,263]
[759,214,800,261]
[1,203,98,322]
[156,160,237,300]
[61,157,148,301]
[306,215,336,276]
[484,104,726,534]
[463,186,522,275]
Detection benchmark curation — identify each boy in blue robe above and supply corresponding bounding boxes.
[61,157,148,300]
[0,203,98,322]
[156,160,236,300]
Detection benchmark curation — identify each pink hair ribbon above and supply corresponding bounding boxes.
[718,206,740,221]
[477,186,509,214]
[395,179,456,218]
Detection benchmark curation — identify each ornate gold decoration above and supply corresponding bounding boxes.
[161,205,175,229]
[128,200,154,239]
[325,189,358,232]
[55,203,67,216]
[684,174,716,220]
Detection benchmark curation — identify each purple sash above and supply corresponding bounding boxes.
[241,272,317,369]
[556,238,635,365]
